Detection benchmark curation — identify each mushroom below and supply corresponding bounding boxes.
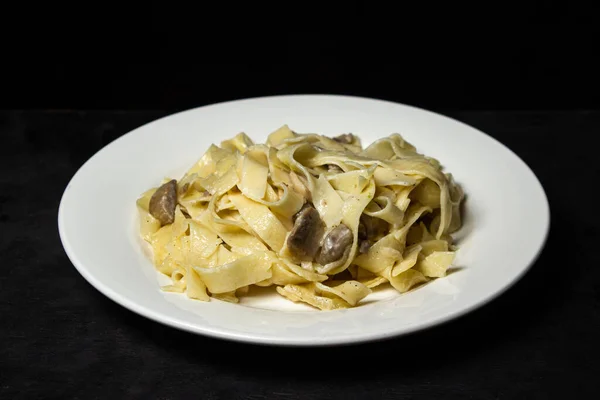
[287,204,325,261]
[361,214,388,241]
[317,224,353,265]
[149,179,177,225]
[292,202,313,223]
[358,221,367,240]
[180,208,192,219]
[359,240,371,254]
[333,133,355,144]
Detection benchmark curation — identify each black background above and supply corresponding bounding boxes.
[5,61,600,113]
[2,6,600,399]
[3,2,599,113]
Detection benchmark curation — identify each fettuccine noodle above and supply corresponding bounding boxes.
[136,125,464,310]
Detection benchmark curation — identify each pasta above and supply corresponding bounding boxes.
[136,125,465,310]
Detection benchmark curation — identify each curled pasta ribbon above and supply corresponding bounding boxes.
[194,252,273,294]
[277,143,320,193]
[361,133,419,161]
[228,193,289,252]
[326,166,376,195]
[137,125,464,310]
[364,196,405,226]
[276,280,371,311]
[235,145,304,219]
[185,144,233,178]
[316,179,376,275]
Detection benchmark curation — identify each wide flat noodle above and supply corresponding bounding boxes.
[312,175,345,228]
[393,203,433,240]
[194,154,239,195]
[446,173,465,234]
[326,166,375,195]
[220,132,254,153]
[205,193,253,236]
[267,147,291,185]
[239,173,304,220]
[385,158,452,238]
[362,133,418,160]
[267,124,296,147]
[197,208,267,254]
[353,201,428,274]
[410,178,441,208]
[353,232,404,274]
[276,258,328,283]
[186,220,222,265]
[193,253,273,294]
[358,275,389,289]
[185,265,210,301]
[315,281,371,306]
[238,146,269,199]
[137,125,464,309]
[212,291,240,303]
[136,188,161,242]
[392,244,422,277]
[373,166,417,186]
[185,144,232,177]
[394,185,416,211]
[364,196,405,226]
[415,251,455,278]
[271,262,310,285]
[178,189,210,220]
[228,193,288,252]
[316,179,376,275]
[276,284,351,310]
[276,143,319,194]
[382,266,428,293]
[150,207,189,266]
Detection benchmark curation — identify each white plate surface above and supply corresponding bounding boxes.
[58,95,550,346]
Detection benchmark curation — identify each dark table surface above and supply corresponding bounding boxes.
[1,109,599,399]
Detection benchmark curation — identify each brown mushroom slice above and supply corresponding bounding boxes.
[317,224,353,265]
[292,202,313,223]
[180,208,192,219]
[286,204,325,261]
[332,133,355,144]
[149,179,178,226]
[361,214,389,241]
[359,240,371,254]
[358,221,367,240]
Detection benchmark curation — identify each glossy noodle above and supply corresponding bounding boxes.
[136,125,465,310]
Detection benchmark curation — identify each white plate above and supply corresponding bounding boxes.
[58,95,549,346]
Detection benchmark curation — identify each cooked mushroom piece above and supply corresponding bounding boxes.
[149,179,178,225]
[358,221,367,240]
[317,224,353,265]
[359,240,371,254]
[333,133,354,144]
[292,202,313,223]
[287,204,325,261]
[180,208,192,219]
[361,215,388,241]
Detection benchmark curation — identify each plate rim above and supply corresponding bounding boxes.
[57,94,551,346]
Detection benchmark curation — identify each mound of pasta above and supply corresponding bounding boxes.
[136,125,464,310]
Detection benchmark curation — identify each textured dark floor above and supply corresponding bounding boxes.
[1,110,598,399]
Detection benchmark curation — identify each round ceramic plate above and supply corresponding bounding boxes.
[58,95,549,346]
